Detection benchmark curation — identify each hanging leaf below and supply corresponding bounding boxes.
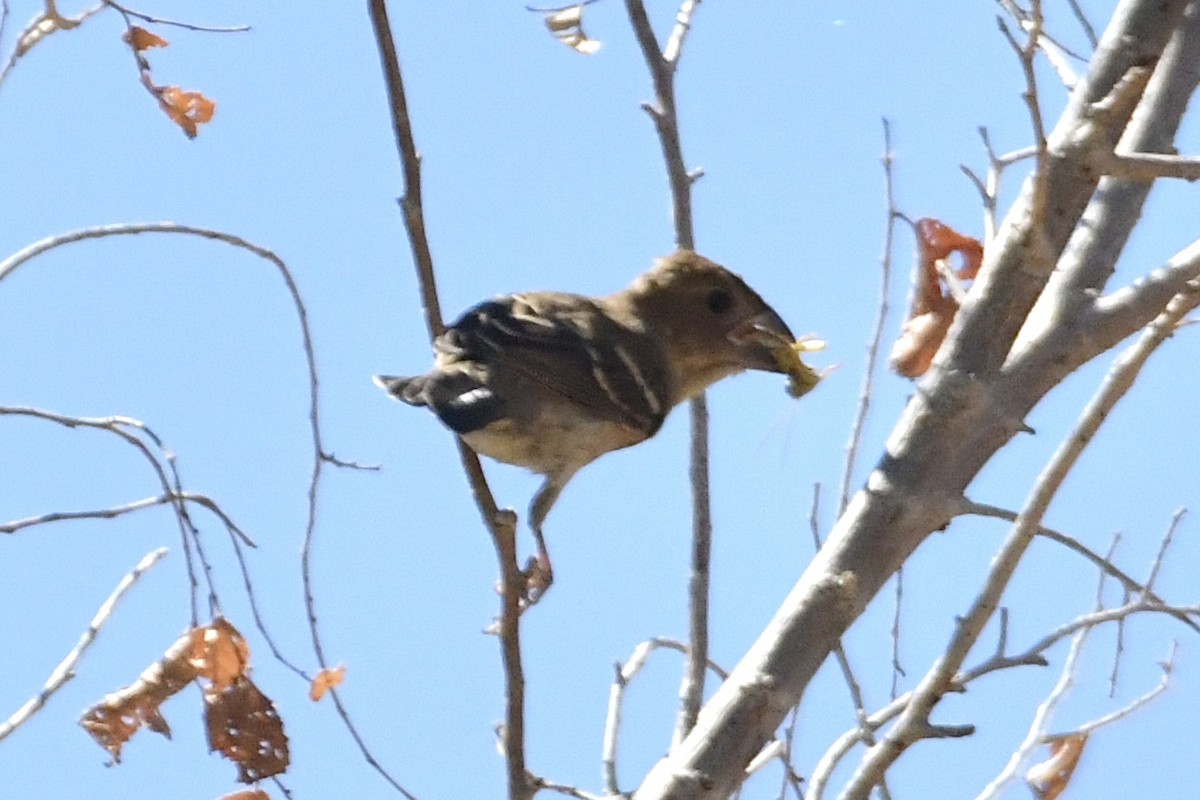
[542,5,602,54]
[889,217,983,377]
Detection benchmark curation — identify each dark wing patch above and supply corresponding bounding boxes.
[441,295,669,435]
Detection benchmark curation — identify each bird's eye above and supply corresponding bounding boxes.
[705,288,734,314]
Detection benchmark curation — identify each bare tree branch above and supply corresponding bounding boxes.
[1029,1,1200,329]
[975,607,1094,800]
[839,119,897,514]
[1067,0,1100,49]
[0,407,208,614]
[100,0,249,32]
[1046,640,1175,740]
[633,7,1195,798]
[1,491,254,546]
[604,637,731,796]
[998,2,1051,228]
[960,129,1035,246]
[808,594,1196,800]
[367,2,513,798]
[0,0,104,92]
[622,0,712,748]
[0,548,167,742]
[963,500,1200,633]
[839,278,1200,800]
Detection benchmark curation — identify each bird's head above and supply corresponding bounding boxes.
[617,250,796,403]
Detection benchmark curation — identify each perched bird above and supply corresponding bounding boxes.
[375,250,797,602]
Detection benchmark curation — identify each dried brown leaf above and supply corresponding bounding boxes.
[158,86,217,139]
[125,25,169,51]
[79,627,203,761]
[543,4,601,54]
[188,617,249,690]
[889,217,983,377]
[205,676,290,783]
[220,791,271,800]
[1027,734,1088,800]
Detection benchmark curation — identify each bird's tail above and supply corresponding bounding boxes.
[372,374,429,407]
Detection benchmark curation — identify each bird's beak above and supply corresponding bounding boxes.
[728,308,796,373]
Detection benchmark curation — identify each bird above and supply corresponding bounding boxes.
[374,250,798,604]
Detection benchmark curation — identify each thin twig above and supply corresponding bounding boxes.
[370,0,444,340]
[368,2,510,798]
[975,608,1094,800]
[1144,507,1186,592]
[1,491,254,546]
[623,0,711,748]
[808,595,1197,800]
[524,0,600,13]
[961,127,1037,246]
[0,219,336,677]
[963,499,1199,634]
[603,636,731,794]
[101,0,249,32]
[0,1,104,92]
[890,567,905,699]
[997,6,1050,231]
[1046,641,1175,741]
[528,775,601,800]
[839,119,896,513]
[1112,507,1187,693]
[0,548,167,742]
[1095,534,1127,695]
[0,0,9,51]
[1066,0,1099,49]
[997,0,1083,87]
[978,548,1174,800]
[776,704,805,800]
[0,407,204,620]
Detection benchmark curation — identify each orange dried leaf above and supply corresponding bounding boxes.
[158,86,217,139]
[220,792,271,800]
[889,217,984,378]
[1027,734,1088,800]
[917,218,984,278]
[125,25,168,51]
[205,676,290,783]
[890,310,955,379]
[79,627,204,761]
[188,617,250,690]
[309,665,346,702]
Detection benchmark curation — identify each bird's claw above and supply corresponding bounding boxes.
[519,555,553,608]
[483,555,554,634]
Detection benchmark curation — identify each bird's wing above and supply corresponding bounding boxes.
[440,293,669,435]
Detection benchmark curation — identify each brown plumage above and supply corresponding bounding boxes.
[375,250,795,601]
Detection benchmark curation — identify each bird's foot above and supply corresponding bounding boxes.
[483,556,554,634]
[519,555,554,608]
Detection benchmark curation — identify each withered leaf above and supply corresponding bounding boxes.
[158,86,217,139]
[542,4,601,54]
[1027,734,1088,800]
[205,676,290,783]
[188,617,250,690]
[309,665,346,702]
[889,217,983,378]
[220,791,271,800]
[125,26,169,51]
[79,627,202,761]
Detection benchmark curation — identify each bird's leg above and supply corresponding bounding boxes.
[520,478,563,607]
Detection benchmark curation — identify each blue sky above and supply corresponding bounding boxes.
[1,2,1197,798]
